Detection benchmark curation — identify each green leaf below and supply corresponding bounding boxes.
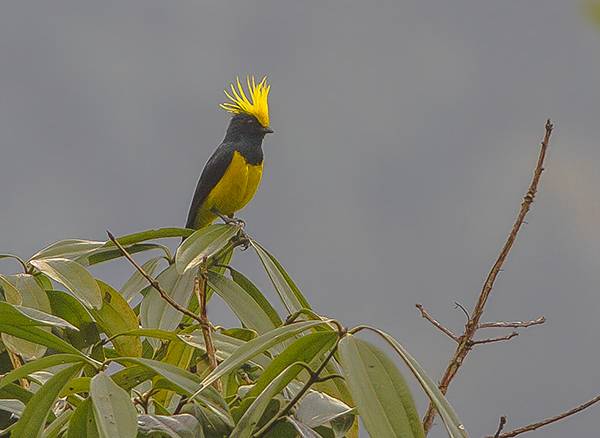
[192,321,327,397]
[89,281,142,357]
[338,336,424,438]
[42,409,73,438]
[110,366,156,391]
[178,331,271,369]
[175,224,241,274]
[113,357,232,426]
[0,274,22,304]
[12,363,84,438]
[1,274,52,361]
[0,399,24,417]
[0,354,86,393]
[30,240,105,261]
[228,268,282,327]
[29,258,102,309]
[137,414,201,438]
[68,398,100,438]
[104,227,193,247]
[47,290,101,350]
[362,327,468,438]
[140,265,196,336]
[120,257,163,302]
[295,391,354,431]
[250,241,311,314]
[231,363,305,438]
[207,271,278,335]
[90,372,138,438]
[0,301,90,359]
[243,332,337,403]
[81,244,166,266]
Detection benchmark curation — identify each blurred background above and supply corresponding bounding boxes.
[1,1,600,436]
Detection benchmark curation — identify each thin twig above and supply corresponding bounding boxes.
[106,231,206,327]
[479,316,546,329]
[422,120,554,433]
[416,304,459,342]
[493,416,507,438]
[487,394,600,438]
[454,302,470,321]
[471,332,518,345]
[194,271,220,390]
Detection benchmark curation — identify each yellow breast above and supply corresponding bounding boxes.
[194,151,263,228]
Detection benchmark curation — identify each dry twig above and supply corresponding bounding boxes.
[194,271,220,390]
[421,120,554,433]
[493,416,507,438]
[479,316,545,329]
[416,304,459,342]
[487,394,600,438]
[471,332,518,345]
[106,231,206,327]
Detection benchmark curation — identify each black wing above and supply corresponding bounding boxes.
[185,143,235,229]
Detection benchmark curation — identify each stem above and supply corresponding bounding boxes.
[195,271,220,390]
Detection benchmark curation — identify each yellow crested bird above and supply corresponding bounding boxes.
[185,76,272,230]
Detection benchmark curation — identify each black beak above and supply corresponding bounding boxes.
[262,127,274,134]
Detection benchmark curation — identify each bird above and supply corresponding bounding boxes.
[185,76,273,230]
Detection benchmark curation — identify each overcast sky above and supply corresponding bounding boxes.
[1,1,600,436]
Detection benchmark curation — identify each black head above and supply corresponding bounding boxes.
[224,114,273,141]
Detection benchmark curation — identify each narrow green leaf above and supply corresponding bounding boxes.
[42,409,72,438]
[81,244,165,266]
[12,363,84,438]
[228,268,282,328]
[0,399,24,417]
[295,391,354,430]
[250,241,311,313]
[120,257,163,302]
[103,227,193,247]
[175,224,241,274]
[113,357,232,426]
[232,363,305,438]
[29,258,102,309]
[339,336,424,438]
[178,331,271,369]
[0,274,22,304]
[89,281,142,357]
[47,290,101,350]
[363,327,468,438]
[90,372,138,438]
[136,414,201,438]
[68,398,100,438]
[30,240,104,261]
[0,354,86,393]
[140,265,196,336]
[207,271,277,335]
[192,321,326,397]
[243,332,337,402]
[0,322,85,358]
[1,274,52,360]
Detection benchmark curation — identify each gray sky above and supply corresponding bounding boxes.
[1,1,600,436]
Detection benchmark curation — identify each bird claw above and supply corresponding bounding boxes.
[211,208,245,228]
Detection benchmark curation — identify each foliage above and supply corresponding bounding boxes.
[0,224,466,437]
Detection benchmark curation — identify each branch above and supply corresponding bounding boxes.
[416,304,459,342]
[471,332,518,345]
[194,271,220,390]
[479,316,546,329]
[106,231,206,327]
[487,393,600,438]
[493,416,507,438]
[422,120,554,433]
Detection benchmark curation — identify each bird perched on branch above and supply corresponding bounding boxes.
[185,76,272,230]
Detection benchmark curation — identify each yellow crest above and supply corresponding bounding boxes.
[220,76,271,128]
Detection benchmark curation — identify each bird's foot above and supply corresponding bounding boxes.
[211,209,246,228]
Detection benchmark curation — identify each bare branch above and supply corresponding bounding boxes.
[195,271,221,390]
[416,304,459,342]
[487,394,600,438]
[493,416,507,438]
[471,332,518,345]
[106,231,206,327]
[479,316,546,329]
[422,120,554,433]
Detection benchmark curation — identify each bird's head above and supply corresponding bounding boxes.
[221,76,273,137]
